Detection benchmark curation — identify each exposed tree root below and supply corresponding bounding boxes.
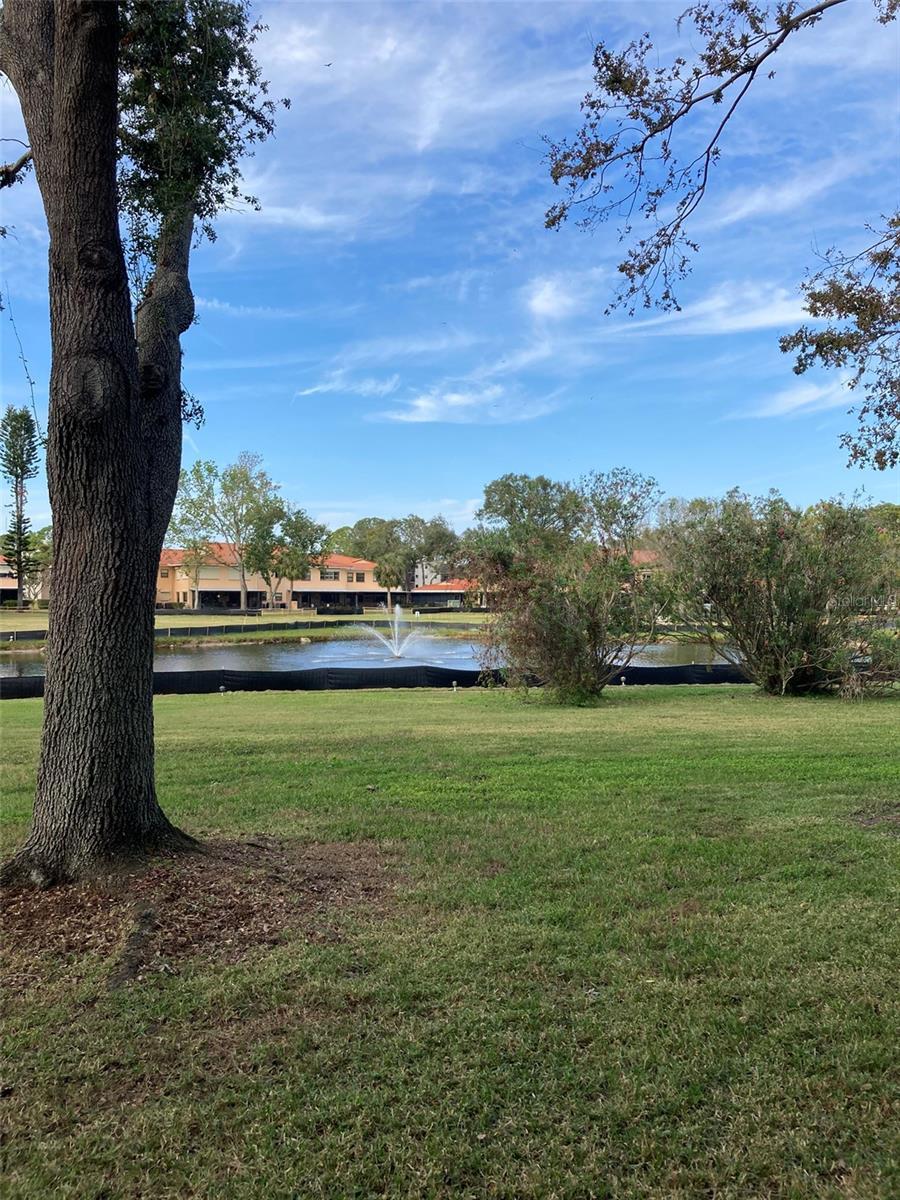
[0,823,202,891]
[107,905,159,990]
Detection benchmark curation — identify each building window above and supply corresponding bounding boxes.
[274,593,282,601]
[320,569,340,581]
[356,572,366,582]
[161,568,169,577]
[346,571,355,582]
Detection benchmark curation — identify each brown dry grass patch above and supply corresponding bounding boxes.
[851,803,900,834]
[1,837,391,990]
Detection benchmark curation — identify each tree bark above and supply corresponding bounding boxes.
[0,0,195,886]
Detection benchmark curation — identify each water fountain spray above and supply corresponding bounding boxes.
[356,604,421,658]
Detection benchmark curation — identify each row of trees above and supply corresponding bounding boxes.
[458,471,899,702]
[169,452,462,609]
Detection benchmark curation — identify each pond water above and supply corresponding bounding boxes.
[0,634,725,678]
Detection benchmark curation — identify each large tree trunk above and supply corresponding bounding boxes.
[0,0,194,886]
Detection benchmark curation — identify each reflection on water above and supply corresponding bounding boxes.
[1,634,726,679]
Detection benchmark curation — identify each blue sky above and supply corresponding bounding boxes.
[2,0,898,532]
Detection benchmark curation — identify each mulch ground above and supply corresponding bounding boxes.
[1,838,392,990]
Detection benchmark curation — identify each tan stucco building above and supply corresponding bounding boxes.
[156,544,476,611]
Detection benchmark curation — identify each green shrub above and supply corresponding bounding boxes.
[471,468,666,700]
[659,492,892,695]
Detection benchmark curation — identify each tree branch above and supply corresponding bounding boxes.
[546,0,859,311]
[0,147,32,189]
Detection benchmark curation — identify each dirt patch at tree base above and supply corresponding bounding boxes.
[1,838,391,990]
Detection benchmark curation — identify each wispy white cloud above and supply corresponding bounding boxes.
[377,382,560,424]
[199,297,343,321]
[302,493,481,531]
[470,340,556,381]
[738,377,853,419]
[709,158,860,228]
[192,329,482,374]
[525,276,579,321]
[523,267,606,322]
[259,4,592,156]
[388,268,490,303]
[339,329,484,367]
[234,201,355,233]
[623,282,809,337]
[196,296,359,320]
[296,371,400,399]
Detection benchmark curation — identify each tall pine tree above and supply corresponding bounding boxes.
[0,405,40,609]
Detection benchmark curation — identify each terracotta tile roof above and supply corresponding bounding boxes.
[323,553,376,570]
[630,549,659,566]
[159,545,376,572]
[413,578,473,592]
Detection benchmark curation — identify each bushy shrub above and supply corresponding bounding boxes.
[484,544,667,702]
[469,469,666,701]
[659,491,893,695]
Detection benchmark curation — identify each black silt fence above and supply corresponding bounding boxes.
[0,662,749,700]
[2,628,45,642]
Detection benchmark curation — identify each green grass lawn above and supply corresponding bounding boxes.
[2,686,899,1198]
[0,608,487,634]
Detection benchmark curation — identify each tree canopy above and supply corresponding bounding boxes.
[341,514,460,596]
[244,503,329,607]
[466,469,666,700]
[658,490,891,693]
[173,452,282,607]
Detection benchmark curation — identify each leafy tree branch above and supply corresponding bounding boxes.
[545,0,899,469]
